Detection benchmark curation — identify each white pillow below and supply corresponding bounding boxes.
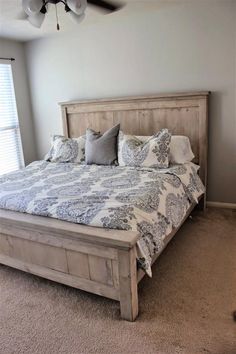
[136,135,194,164]
[169,136,194,164]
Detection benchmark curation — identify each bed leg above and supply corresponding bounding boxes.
[118,248,139,321]
[197,195,206,212]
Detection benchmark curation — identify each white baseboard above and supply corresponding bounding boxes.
[207,201,236,210]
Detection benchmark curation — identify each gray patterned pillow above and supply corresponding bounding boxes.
[118,129,171,168]
[44,135,86,163]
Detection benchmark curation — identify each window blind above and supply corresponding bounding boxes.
[0,63,24,175]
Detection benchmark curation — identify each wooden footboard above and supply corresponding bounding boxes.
[0,210,139,321]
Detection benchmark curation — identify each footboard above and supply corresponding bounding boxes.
[0,210,139,321]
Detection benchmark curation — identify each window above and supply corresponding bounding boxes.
[0,63,24,175]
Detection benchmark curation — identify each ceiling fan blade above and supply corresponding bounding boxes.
[87,0,123,12]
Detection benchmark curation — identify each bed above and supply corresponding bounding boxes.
[0,92,209,321]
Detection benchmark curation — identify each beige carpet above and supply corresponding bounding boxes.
[0,208,235,354]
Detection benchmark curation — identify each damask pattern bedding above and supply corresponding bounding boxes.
[0,161,204,276]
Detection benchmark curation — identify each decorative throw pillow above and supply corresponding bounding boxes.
[85,124,120,165]
[118,129,171,168]
[44,135,86,163]
[133,135,195,164]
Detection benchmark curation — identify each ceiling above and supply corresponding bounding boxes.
[0,0,162,42]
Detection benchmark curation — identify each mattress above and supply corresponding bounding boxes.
[0,161,205,276]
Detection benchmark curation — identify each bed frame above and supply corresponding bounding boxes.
[0,92,209,321]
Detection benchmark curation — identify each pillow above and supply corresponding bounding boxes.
[131,135,195,164]
[169,135,194,164]
[118,129,171,168]
[85,124,120,165]
[44,135,86,163]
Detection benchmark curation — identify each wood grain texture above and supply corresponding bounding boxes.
[66,250,90,279]
[0,253,119,300]
[0,209,138,250]
[88,255,113,286]
[0,234,68,272]
[118,248,138,321]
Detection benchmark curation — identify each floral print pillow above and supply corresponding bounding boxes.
[44,135,86,163]
[118,129,171,168]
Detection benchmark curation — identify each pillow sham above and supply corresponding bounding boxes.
[132,135,195,164]
[118,129,171,168]
[44,135,86,163]
[85,124,120,165]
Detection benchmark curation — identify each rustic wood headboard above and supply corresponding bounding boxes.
[59,92,209,188]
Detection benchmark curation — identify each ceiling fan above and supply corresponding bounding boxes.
[21,0,124,30]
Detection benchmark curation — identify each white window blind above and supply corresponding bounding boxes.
[0,63,24,175]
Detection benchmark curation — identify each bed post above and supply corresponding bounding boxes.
[118,247,139,321]
[197,195,206,211]
[197,93,209,212]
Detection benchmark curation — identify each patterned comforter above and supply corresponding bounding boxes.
[0,161,204,276]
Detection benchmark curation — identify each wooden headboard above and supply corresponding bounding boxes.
[59,92,209,188]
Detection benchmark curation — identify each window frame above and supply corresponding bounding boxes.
[0,60,25,175]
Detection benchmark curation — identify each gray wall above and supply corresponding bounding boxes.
[0,38,37,165]
[25,0,236,203]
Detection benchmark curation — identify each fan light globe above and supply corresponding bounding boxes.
[67,0,87,15]
[28,12,45,28]
[68,12,85,24]
[22,0,43,16]
[16,10,29,20]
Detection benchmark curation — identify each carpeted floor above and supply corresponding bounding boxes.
[0,208,235,354]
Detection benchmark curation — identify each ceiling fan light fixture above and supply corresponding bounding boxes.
[68,11,85,24]
[67,0,87,15]
[22,0,44,16]
[21,0,123,30]
[27,12,45,28]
